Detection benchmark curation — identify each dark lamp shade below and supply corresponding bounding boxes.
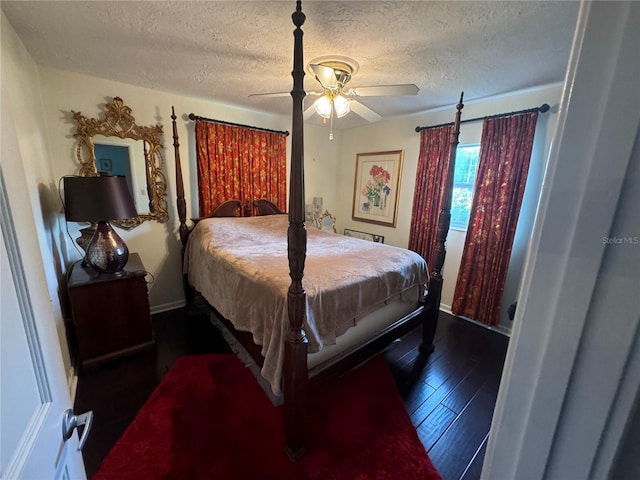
[64,175,137,222]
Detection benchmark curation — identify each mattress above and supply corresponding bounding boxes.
[185,214,428,394]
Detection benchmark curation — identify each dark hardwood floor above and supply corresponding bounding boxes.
[383,311,509,480]
[75,308,508,479]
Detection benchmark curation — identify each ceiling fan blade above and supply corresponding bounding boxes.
[248,91,290,98]
[250,90,323,99]
[349,100,382,122]
[349,84,420,97]
[310,64,338,89]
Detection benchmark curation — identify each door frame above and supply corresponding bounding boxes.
[483,1,640,478]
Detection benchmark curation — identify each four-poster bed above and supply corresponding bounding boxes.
[171,1,463,460]
[183,214,429,396]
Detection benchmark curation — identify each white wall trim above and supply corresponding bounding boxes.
[150,300,186,315]
[439,303,511,337]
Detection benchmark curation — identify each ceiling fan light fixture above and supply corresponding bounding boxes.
[333,95,350,118]
[313,95,332,118]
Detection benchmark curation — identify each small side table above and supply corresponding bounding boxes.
[67,253,155,369]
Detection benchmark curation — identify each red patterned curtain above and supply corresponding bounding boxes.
[195,121,287,217]
[452,112,539,326]
[408,125,454,268]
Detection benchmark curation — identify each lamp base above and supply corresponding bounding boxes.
[85,221,129,274]
[76,226,96,252]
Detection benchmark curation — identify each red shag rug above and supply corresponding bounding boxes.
[93,354,441,480]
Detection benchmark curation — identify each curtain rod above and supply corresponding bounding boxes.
[415,103,550,132]
[188,113,289,136]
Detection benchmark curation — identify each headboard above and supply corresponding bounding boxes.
[189,198,284,226]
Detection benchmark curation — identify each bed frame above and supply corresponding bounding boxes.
[171,0,463,461]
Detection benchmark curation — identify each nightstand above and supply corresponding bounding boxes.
[67,253,155,369]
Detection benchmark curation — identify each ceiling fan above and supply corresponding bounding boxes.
[249,55,419,139]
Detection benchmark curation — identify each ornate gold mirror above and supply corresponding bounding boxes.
[71,97,168,229]
[318,211,336,233]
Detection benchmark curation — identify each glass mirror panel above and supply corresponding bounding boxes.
[92,135,153,215]
[319,211,336,233]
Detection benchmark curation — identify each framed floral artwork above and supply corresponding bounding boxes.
[352,150,403,227]
[343,228,384,243]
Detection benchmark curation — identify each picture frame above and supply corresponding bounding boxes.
[343,228,384,243]
[99,157,112,171]
[352,150,403,227]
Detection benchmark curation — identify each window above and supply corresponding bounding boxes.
[450,145,480,230]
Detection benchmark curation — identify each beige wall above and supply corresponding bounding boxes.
[39,67,292,311]
[1,14,74,377]
[303,126,341,214]
[2,13,337,385]
[38,67,343,314]
[334,85,563,331]
[5,8,563,383]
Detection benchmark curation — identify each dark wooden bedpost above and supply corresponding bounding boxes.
[171,106,192,303]
[171,106,189,249]
[420,92,464,354]
[143,141,154,213]
[283,0,309,462]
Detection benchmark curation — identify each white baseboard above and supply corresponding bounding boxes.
[440,303,511,337]
[150,300,186,315]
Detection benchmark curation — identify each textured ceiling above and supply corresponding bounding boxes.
[1,1,579,129]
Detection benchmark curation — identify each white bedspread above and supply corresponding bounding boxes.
[185,214,428,394]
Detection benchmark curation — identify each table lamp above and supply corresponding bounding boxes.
[63,174,137,275]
